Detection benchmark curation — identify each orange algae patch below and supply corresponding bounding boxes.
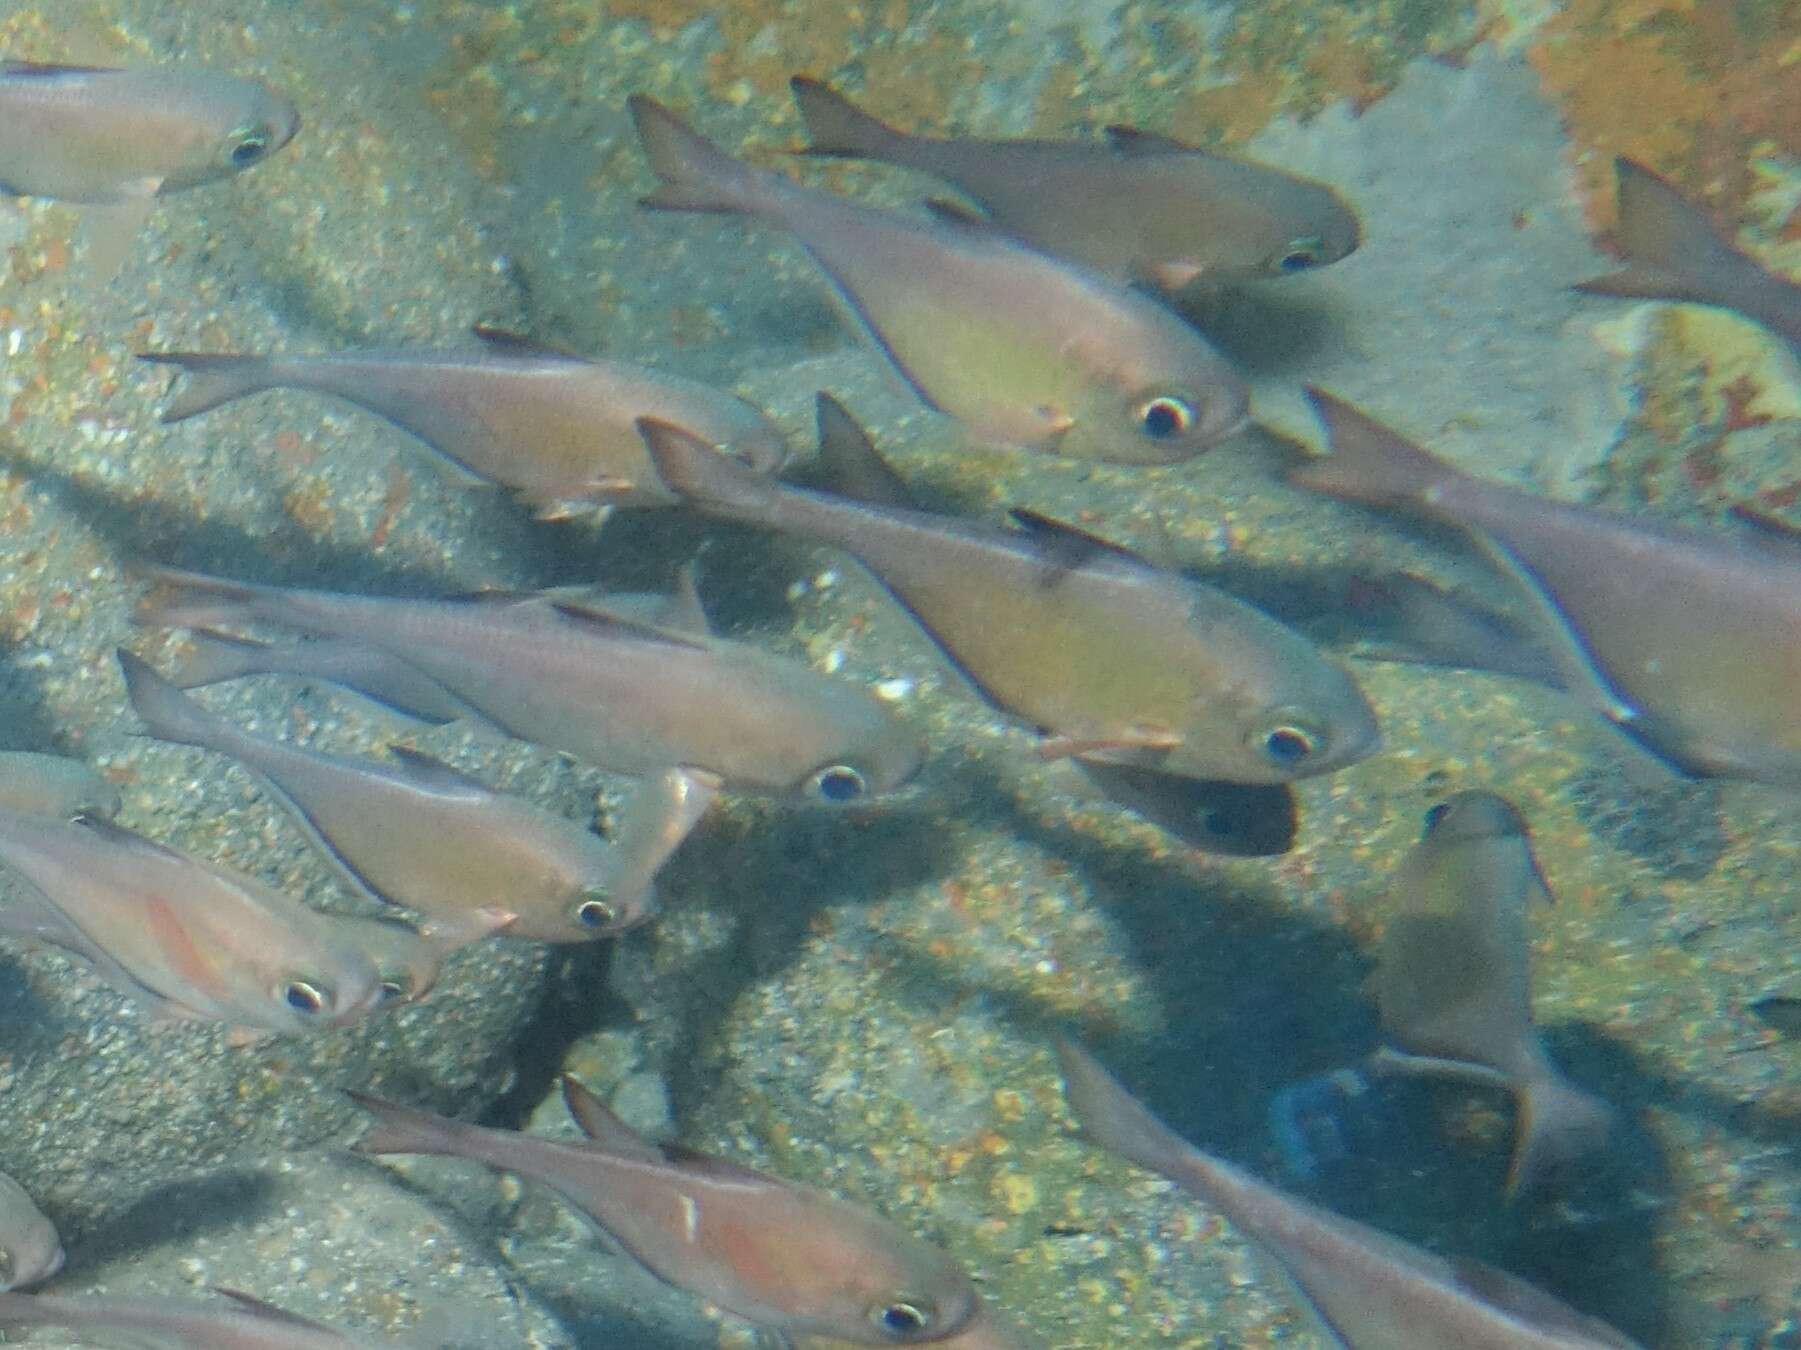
[1528,0,1801,231]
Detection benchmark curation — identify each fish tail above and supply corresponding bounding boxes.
[131,565,285,633]
[789,77,911,161]
[1288,388,1464,510]
[637,416,781,523]
[117,648,232,753]
[168,628,278,690]
[1574,157,1733,307]
[138,352,280,423]
[630,95,771,215]
[1056,1040,1190,1178]
[1505,1071,1614,1199]
[347,1090,479,1160]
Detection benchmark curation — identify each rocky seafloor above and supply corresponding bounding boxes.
[0,0,1800,1346]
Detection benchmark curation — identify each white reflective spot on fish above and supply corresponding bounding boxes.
[873,677,913,702]
[680,1192,700,1245]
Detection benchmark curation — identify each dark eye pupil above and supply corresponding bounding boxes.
[577,899,613,928]
[881,1305,926,1333]
[815,768,864,802]
[1264,728,1312,763]
[286,982,322,1012]
[233,137,267,164]
[1280,250,1316,272]
[380,980,406,1002]
[1141,399,1188,438]
[1424,802,1450,832]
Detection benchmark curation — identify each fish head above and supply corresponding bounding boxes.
[0,1180,62,1292]
[1419,790,1529,845]
[1057,348,1250,464]
[336,916,445,1007]
[794,724,927,806]
[769,1212,981,1345]
[157,73,301,192]
[1254,189,1363,278]
[253,939,384,1032]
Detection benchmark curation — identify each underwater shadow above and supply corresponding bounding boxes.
[1170,278,1349,378]
[68,1169,278,1270]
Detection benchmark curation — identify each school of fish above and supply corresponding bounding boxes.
[0,32,1792,1350]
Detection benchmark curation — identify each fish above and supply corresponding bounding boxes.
[630,95,1247,465]
[0,1288,374,1347]
[1750,994,1801,1039]
[318,913,450,1007]
[0,808,381,1034]
[120,648,689,944]
[133,566,923,802]
[641,395,1378,785]
[0,1173,61,1292]
[169,628,481,727]
[141,328,790,520]
[0,751,121,822]
[1371,792,1614,1196]
[1056,1041,1642,1349]
[1577,157,1801,353]
[789,76,1361,291]
[1065,762,1298,856]
[351,1075,984,1346]
[1291,389,1801,788]
[0,62,299,204]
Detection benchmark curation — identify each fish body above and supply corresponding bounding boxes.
[1375,792,1613,1195]
[134,567,922,803]
[0,1289,370,1348]
[0,1173,61,1291]
[0,751,121,821]
[121,649,666,943]
[631,96,1247,464]
[0,62,298,202]
[352,1078,982,1345]
[1291,389,1801,789]
[0,808,380,1033]
[1578,157,1801,352]
[643,399,1377,785]
[142,330,789,518]
[790,76,1360,290]
[1057,1042,1641,1349]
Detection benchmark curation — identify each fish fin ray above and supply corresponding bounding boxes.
[559,1076,668,1162]
[137,351,277,422]
[788,76,910,160]
[209,1289,335,1329]
[546,601,710,650]
[1007,508,1145,569]
[470,324,588,362]
[813,392,916,509]
[631,96,769,215]
[1103,125,1196,156]
[383,745,493,798]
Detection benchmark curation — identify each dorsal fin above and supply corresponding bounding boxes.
[209,1289,337,1330]
[659,1142,777,1187]
[659,560,712,636]
[470,324,588,363]
[384,745,493,798]
[1008,508,1145,568]
[73,813,190,861]
[814,392,916,509]
[560,1076,668,1164]
[548,601,710,651]
[1104,125,1195,157]
[1,61,120,78]
[921,196,992,229]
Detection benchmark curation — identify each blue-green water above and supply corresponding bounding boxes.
[0,0,1796,1345]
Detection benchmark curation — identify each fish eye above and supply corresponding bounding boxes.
[377,978,411,1004]
[1260,724,1316,766]
[1423,802,1451,833]
[808,764,867,803]
[1275,237,1325,272]
[575,893,618,929]
[1135,394,1197,440]
[281,979,329,1015]
[229,126,272,166]
[869,1298,934,1339]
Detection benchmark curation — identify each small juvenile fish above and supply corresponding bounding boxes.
[1290,389,1801,789]
[1373,792,1613,1196]
[134,566,923,803]
[170,628,480,726]
[1577,157,1801,353]
[642,397,1377,784]
[142,329,790,520]
[0,751,121,822]
[121,649,684,944]
[790,76,1361,290]
[0,808,381,1034]
[1057,1042,1642,1349]
[352,1076,983,1346]
[309,912,451,1008]
[0,1173,61,1291]
[631,95,1247,465]
[0,62,298,203]
[0,1288,374,1347]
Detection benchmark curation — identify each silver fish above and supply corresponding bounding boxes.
[0,1174,60,1292]
[353,1077,984,1345]
[0,1288,375,1348]
[791,76,1361,290]
[121,649,687,944]
[0,62,298,203]
[0,809,381,1034]
[142,328,790,520]
[133,567,923,803]
[631,95,1247,465]
[1058,1042,1641,1349]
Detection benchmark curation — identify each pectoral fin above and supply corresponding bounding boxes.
[1037,730,1180,761]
